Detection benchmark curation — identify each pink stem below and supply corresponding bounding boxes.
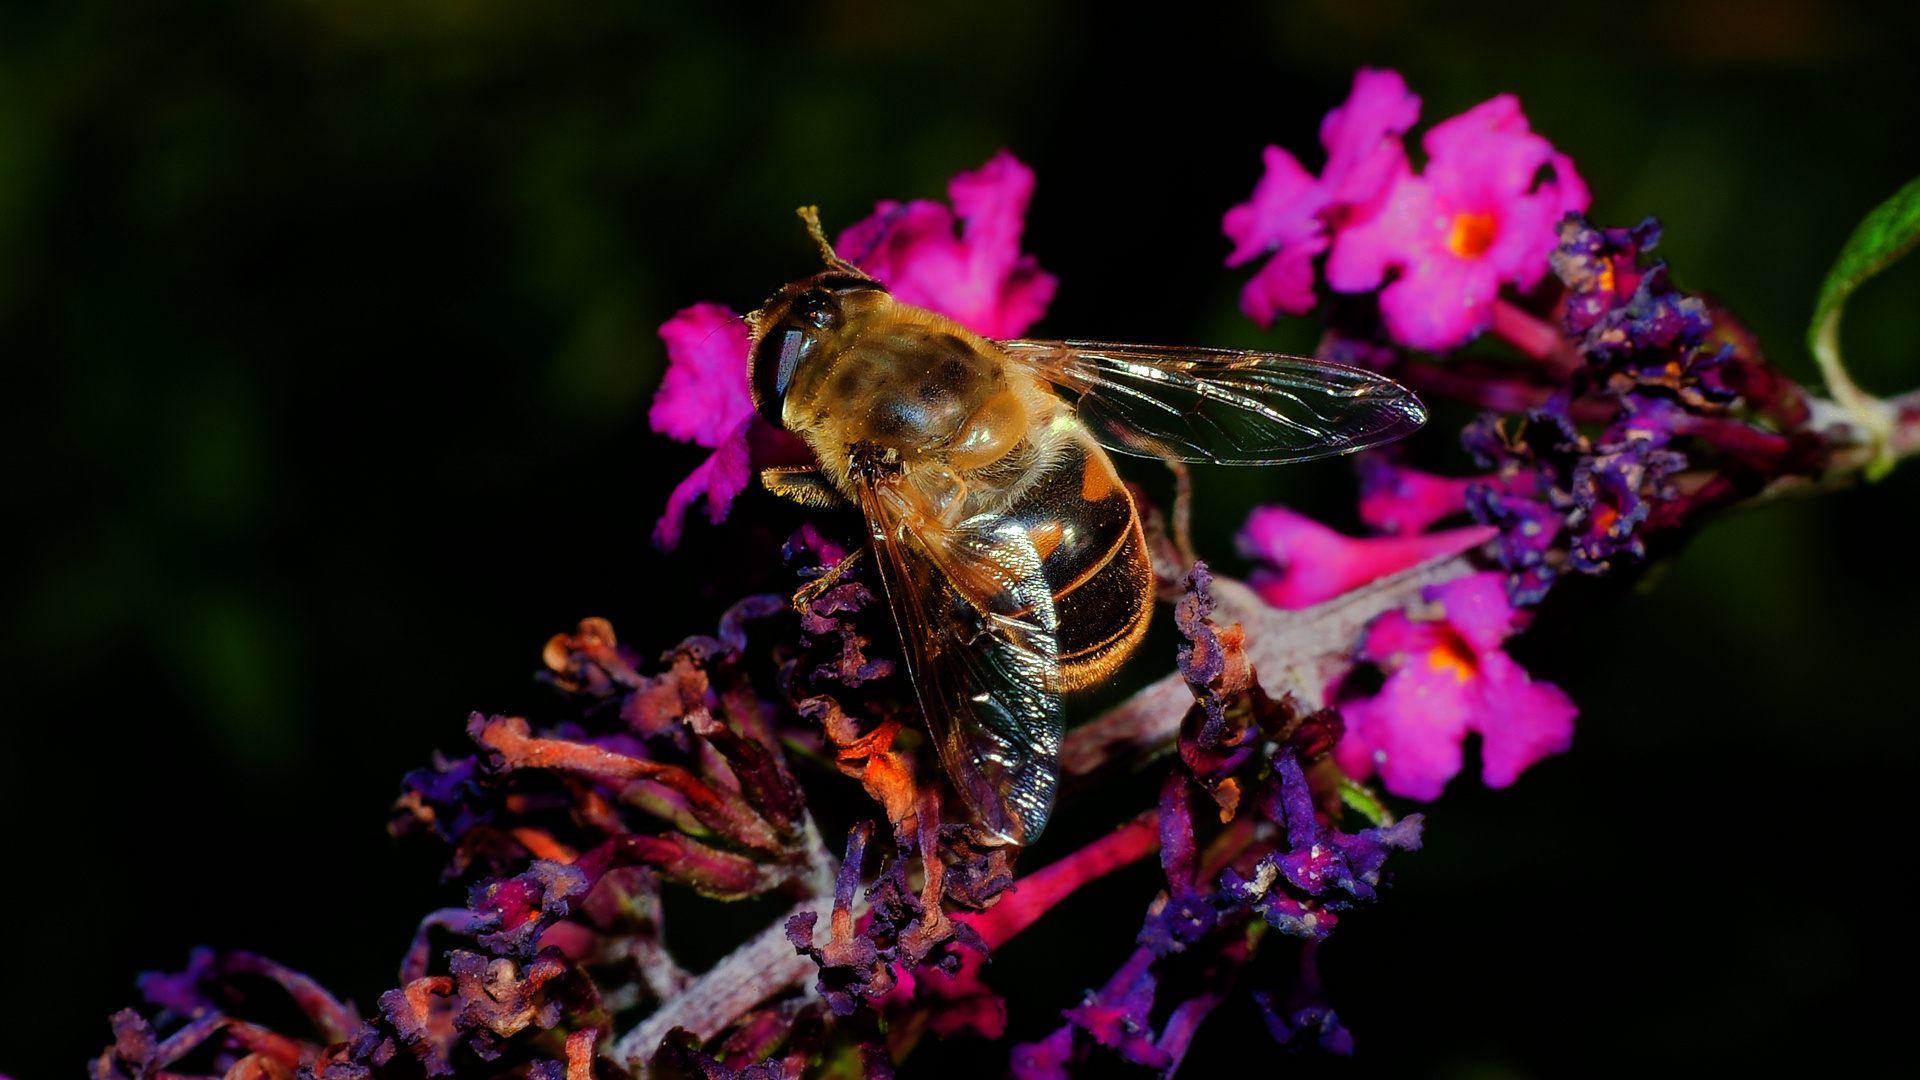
[1490,298,1582,377]
[966,813,1161,949]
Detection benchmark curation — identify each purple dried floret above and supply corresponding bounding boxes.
[797,577,897,688]
[400,908,485,983]
[1222,754,1423,939]
[1061,944,1169,1070]
[1151,932,1253,1076]
[90,1009,159,1080]
[787,822,896,1015]
[1137,775,1221,957]
[1578,262,1710,360]
[1552,214,1734,410]
[393,752,495,848]
[1466,483,1564,605]
[1565,433,1688,573]
[1254,991,1355,1056]
[797,582,873,637]
[1461,411,1511,470]
[447,947,592,1053]
[134,946,221,1024]
[1613,265,1710,353]
[716,593,788,655]
[1552,214,1660,336]
[933,824,1016,910]
[1253,938,1358,1056]
[469,859,593,958]
[1172,562,1223,693]
[684,710,806,838]
[1008,1024,1078,1080]
[1520,397,1589,487]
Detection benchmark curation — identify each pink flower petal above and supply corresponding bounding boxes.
[1010,1025,1078,1080]
[1550,152,1591,218]
[1480,188,1562,293]
[1322,89,1590,352]
[1237,229,1329,325]
[650,418,751,551]
[1222,144,1329,267]
[1422,95,1550,202]
[1332,571,1574,800]
[1318,67,1421,210]
[647,303,752,448]
[1357,459,1478,535]
[1322,166,1422,295]
[1336,620,1473,800]
[1470,650,1577,788]
[1238,505,1498,609]
[836,149,1056,339]
[1423,571,1516,654]
[1375,246,1504,352]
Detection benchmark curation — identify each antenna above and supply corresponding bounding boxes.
[796,206,869,278]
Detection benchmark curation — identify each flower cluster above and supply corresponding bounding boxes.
[1330,572,1575,800]
[1230,71,1853,803]
[1010,566,1422,1078]
[1223,68,1587,350]
[93,80,1920,1079]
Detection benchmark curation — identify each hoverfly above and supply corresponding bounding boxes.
[748,209,1426,846]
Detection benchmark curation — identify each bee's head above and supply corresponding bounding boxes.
[746,208,889,428]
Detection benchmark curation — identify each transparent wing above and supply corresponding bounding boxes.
[854,474,1062,846]
[998,339,1428,465]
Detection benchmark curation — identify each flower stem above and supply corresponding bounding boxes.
[1810,306,1900,479]
[1490,298,1582,377]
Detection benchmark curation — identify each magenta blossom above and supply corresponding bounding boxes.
[1327,94,1589,351]
[1357,458,1477,535]
[648,303,754,550]
[1334,572,1576,800]
[837,148,1057,339]
[1237,504,1497,610]
[651,153,1058,548]
[1357,457,1536,536]
[1223,68,1420,325]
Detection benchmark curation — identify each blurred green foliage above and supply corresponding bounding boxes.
[2,1,1917,1076]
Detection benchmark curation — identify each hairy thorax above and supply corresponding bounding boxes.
[783,303,1066,522]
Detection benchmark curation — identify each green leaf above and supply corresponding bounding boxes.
[1337,777,1390,827]
[1806,175,1918,477]
[1810,173,1920,354]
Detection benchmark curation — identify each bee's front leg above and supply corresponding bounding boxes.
[791,547,866,612]
[761,465,847,508]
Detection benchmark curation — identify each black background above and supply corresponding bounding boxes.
[3,2,1917,1077]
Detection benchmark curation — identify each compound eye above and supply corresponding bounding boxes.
[749,326,807,428]
[789,288,841,331]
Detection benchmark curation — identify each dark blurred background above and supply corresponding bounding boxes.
[4,1,1918,1077]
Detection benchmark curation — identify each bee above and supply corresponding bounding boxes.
[748,209,1426,846]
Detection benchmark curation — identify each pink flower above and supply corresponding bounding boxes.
[1222,69,1419,325]
[1356,457,1536,536]
[1356,458,1478,535]
[1326,94,1589,351]
[647,303,754,550]
[1236,504,1497,609]
[651,153,1059,548]
[1333,572,1575,800]
[836,149,1057,338]
[1315,68,1422,210]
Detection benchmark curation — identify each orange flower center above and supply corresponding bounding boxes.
[1426,631,1479,682]
[1591,503,1620,537]
[1447,211,1499,258]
